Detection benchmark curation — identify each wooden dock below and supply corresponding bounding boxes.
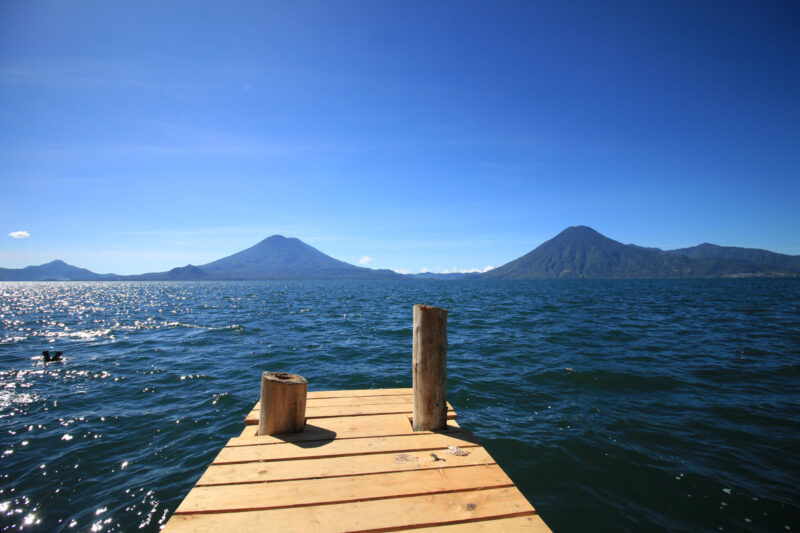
[164,387,551,532]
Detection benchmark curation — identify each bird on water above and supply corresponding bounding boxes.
[42,350,63,363]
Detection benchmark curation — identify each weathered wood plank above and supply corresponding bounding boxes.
[307,388,412,399]
[410,514,552,532]
[249,397,453,413]
[244,401,456,425]
[163,487,535,533]
[197,446,496,486]
[305,394,414,407]
[214,431,481,464]
[175,464,513,514]
[231,415,462,445]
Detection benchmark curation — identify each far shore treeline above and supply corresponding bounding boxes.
[2,226,800,281]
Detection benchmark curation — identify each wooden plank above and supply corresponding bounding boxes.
[175,464,514,514]
[305,394,415,407]
[196,446,496,486]
[307,388,412,399]
[214,431,482,464]
[231,415,462,445]
[244,401,456,425]
[163,487,535,533]
[248,396,428,414]
[410,514,552,532]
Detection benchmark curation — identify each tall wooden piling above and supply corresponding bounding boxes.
[258,372,307,435]
[412,304,448,431]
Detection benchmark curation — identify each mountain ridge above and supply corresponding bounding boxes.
[0,259,115,281]
[480,226,799,279]
[667,242,800,272]
[2,228,798,281]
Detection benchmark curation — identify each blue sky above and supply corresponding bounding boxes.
[1,1,799,274]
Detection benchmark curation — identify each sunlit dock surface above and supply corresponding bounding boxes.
[164,388,551,532]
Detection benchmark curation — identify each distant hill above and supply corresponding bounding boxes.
[482,226,686,279]
[0,260,113,281]
[128,265,213,281]
[198,235,403,280]
[668,243,800,273]
[480,226,800,279]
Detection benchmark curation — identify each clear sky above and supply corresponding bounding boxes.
[1,1,799,275]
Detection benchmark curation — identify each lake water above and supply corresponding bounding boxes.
[1,279,798,532]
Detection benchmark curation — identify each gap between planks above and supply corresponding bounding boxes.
[214,431,482,464]
[306,388,413,399]
[196,447,497,486]
[244,400,457,423]
[163,487,537,533]
[175,464,515,514]
[304,395,417,407]
[397,514,552,532]
[230,414,463,445]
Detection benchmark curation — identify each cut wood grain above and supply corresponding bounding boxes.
[163,487,535,533]
[197,446,496,486]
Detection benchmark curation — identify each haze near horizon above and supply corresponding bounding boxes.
[2,1,799,274]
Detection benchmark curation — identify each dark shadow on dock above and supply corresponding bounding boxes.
[272,423,337,448]
[430,427,481,445]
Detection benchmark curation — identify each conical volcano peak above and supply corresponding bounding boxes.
[563,225,599,234]
[198,236,402,280]
[257,235,290,243]
[482,226,684,279]
[553,225,606,240]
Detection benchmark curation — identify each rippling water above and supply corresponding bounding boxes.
[1,280,798,532]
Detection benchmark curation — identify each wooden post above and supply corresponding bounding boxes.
[412,304,448,431]
[258,372,307,435]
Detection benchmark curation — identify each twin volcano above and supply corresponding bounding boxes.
[1,227,798,280]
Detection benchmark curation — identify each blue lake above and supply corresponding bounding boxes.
[1,279,798,532]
